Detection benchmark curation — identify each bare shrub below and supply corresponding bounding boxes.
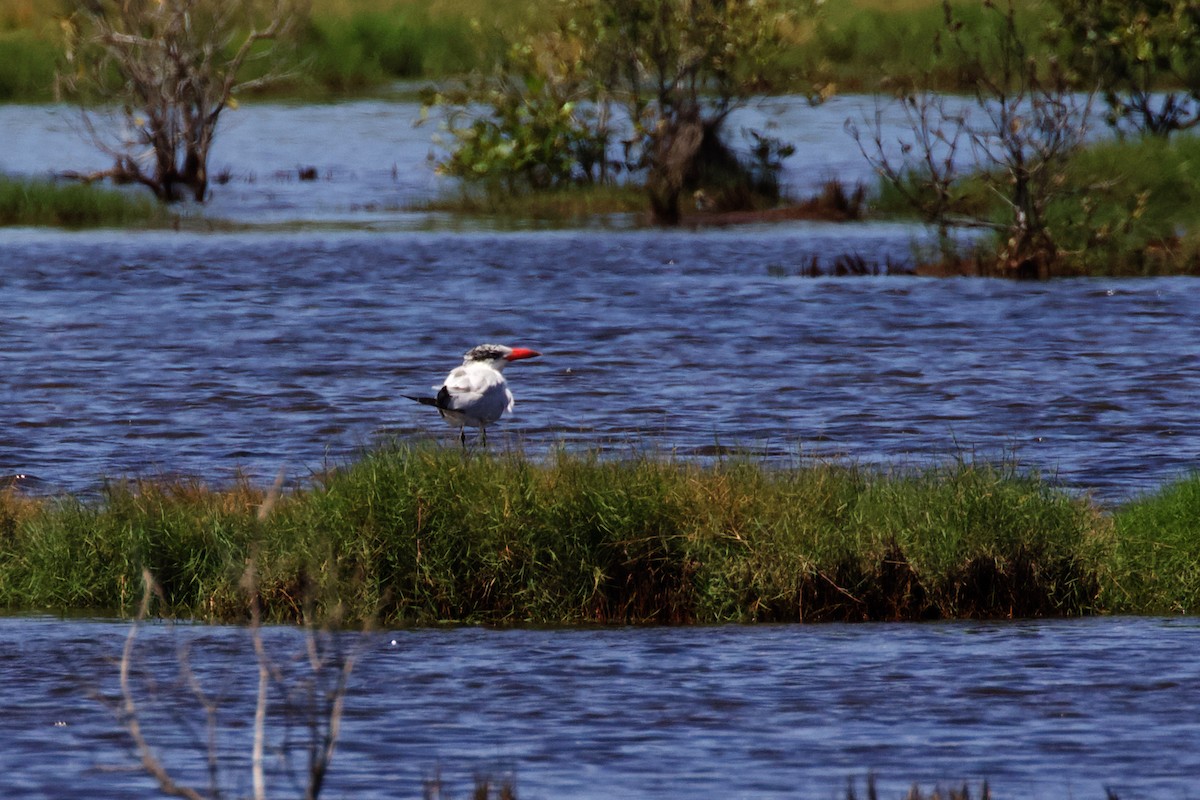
[59,0,303,202]
[848,0,1095,278]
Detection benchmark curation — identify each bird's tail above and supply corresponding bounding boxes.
[403,395,440,407]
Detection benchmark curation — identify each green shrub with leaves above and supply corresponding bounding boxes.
[421,30,612,192]
[423,0,819,223]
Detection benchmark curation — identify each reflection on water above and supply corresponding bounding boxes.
[3,616,1200,799]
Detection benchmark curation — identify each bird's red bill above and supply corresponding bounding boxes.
[505,347,541,361]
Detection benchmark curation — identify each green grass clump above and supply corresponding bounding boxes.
[844,463,1106,617]
[1103,474,1200,615]
[0,446,1122,625]
[698,459,1106,622]
[0,28,58,101]
[0,175,168,228]
[258,448,705,623]
[0,480,259,614]
[419,183,649,224]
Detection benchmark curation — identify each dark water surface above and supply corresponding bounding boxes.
[4,616,1200,799]
[3,226,1200,502]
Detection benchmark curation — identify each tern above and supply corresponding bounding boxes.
[404,344,541,446]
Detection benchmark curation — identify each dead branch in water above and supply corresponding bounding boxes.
[112,561,360,800]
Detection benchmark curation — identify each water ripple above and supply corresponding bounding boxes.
[3,230,1199,504]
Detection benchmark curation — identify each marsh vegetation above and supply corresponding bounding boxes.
[5,4,1199,795]
[3,445,1198,625]
[0,174,167,227]
[3,0,1200,276]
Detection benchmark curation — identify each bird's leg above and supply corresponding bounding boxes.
[459,427,467,449]
[480,426,488,447]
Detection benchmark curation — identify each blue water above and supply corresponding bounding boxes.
[3,225,1200,503]
[3,616,1199,799]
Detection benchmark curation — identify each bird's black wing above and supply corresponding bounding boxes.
[404,386,455,410]
[403,394,440,408]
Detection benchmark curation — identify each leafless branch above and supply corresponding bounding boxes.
[60,0,302,202]
[112,558,361,800]
[240,560,271,800]
[177,640,224,798]
[119,569,208,800]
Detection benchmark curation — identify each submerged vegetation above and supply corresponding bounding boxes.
[3,444,1199,625]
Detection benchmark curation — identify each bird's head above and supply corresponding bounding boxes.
[463,344,541,370]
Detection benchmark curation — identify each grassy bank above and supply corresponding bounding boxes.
[282,0,521,97]
[0,0,515,101]
[0,1,58,101]
[4,444,1198,625]
[0,175,169,227]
